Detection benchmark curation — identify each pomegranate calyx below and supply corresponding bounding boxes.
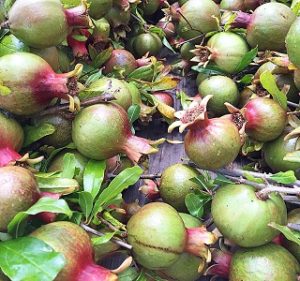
[190,46,213,66]
[139,179,160,200]
[168,95,212,133]
[185,226,218,260]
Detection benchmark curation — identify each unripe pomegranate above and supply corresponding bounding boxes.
[0,166,40,231]
[176,0,220,40]
[132,33,162,57]
[30,222,117,281]
[287,18,300,69]
[212,184,287,247]
[0,52,81,116]
[31,47,60,72]
[232,3,296,51]
[159,164,200,211]
[229,243,300,281]
[127,202,186,269]
[72,103,157,163]
[92,18,111,44]
[0,111,24,167]
[105,6,130,29]
[283,209,300,262]
[88,0,113,19]
[8,0,90,49]
[139,0,161,15]
[199,76,239,116]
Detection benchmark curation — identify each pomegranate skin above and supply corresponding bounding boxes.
[243,98,287,142]
[286,18,300,68]
[229,243,300,281]
[72,103,155,163]
[30,222,117,281]
[0,52,78,116]
[8,0,69,48]
[88,0,113,20]
[0,166,40,231]
[0,111,24,167]
[185,118,241,170]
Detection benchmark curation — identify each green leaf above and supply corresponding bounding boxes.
[127,104,141,124]
[0,236,65,281]
[23,123,56,147]
[260,70,287,110]
[78,191,94,220]
[92,47,113,68]
[127,64,154,81]
[214,174,234,186]
[118,267,139,281]
[284,151,300,163]
[36,177,79,195]
[0,34,29,57]
[8,197,72,236]
[93,166,143,212]
[83,160,106,199]
[269,222,300,246]
[270,171,297,184]
[190,175,210,190]
[162,37,176,54]
[292,1,300,15]
[243,172,264,184]
[239,74,253,85]
[177,90,192,110]
[61,153,76,179]
[91,231,116,246]
[191,64,226,75]
[71,34,88,42]
[185,193,206,219]
[234,46,258,73]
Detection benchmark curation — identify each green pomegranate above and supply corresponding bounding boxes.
[176,0,220,40]
[199,76,239,116]
[127,202,186,270]
[79,77,132,110]
[283,209,300,262]
[132,33,162,57]
[31,47,60,71]
[229,243,300,281]
[212,184,287,247]
[0,166,40,231]
[159,163,200,211]
[88,0,113,19]
[263,131,300,178]
[139,0,161,16]
[286,18,300,68]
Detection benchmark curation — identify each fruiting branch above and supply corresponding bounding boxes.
[256,186,300,200]
[80,223,132,250]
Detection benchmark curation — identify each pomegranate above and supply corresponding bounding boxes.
[232,3,296,51]
[157,17,175,39]
[191,32,249,74]
[139,0,161,15]
[79,77,132,110]
[263,131,300,178]
[152,92,174,108]
[229,243,300,281]
[199,76,239,116]
[105,5,131,29]
[132,33,162,57]
[30,221,117,281]
[92,18,111,44]
[0,111,24,167]
[0,166,40,231]
[104,49,137,76]
[175,0,220,40]
[220,0,261,11]
[159,163,200,211]
[88,0,113,19]
[180,42,195,61]
[0,52,81,116]
[211,184,287,247]
[31,47,60,72]
[287,18,300,69]
[168,96,241,169]
[242,97,287,142]
[283,209,300,262]
[7,0,90,49]
[32,114,72,148]
[72,103,157,163]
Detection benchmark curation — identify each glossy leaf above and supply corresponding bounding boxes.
[269,222,300,246]
[23,123,56,147]
[61,153,76,179]
[185,193,205,219]
[128,104,141,124]
[83,160,106,199]
[78,191,94,220]
[260,70,287,110]
[92,47,113,68]
[36,177,79,195]
[270,171,297,184]
[91,231,116,246]
[162,37,176,54]
[0,237,65,281]
[234,47,258,73]
[8,197,72,236]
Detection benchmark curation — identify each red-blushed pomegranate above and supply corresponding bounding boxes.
[231,2,296,51]
[0,52,82,116]
[104,49,137,76]
[0,111,24,167]
[8,0,90,49]
[72,103,157,163]
[229,243,300,281]
[30,221,117,281]
[67,29,90,58]
[152,92,174,107]
[168,96,242,169]
[242,97,287,142]
[157,17,175,39]
[0,166,40,231]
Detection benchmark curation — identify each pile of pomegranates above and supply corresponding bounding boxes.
[0,0,300,280]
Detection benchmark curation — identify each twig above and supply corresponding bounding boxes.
[35,94,115,117]
[80,223,132,250]
[257,186,300,200]
[288,101,300,108]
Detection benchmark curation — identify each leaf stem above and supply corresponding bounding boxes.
[80,223,132,250]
